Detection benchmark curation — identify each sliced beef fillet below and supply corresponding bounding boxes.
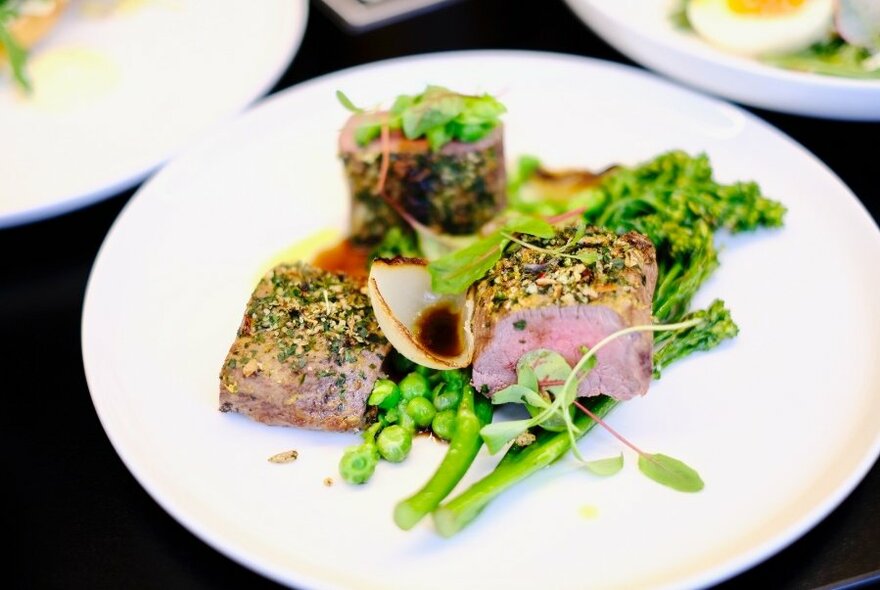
[219,262,390,432]
[471,226,658,401]
[339,112,506,244]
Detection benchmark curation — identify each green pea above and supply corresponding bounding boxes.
[397,401,416,432]
[377,425,413,463]
[406,396,436,428]
[399,372,430,400]
[433,388,462,412]
[431,409,457,441]
[338,445,378,485]
[368,379,401,410]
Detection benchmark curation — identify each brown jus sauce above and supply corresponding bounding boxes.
[414,302,464,358]
[312,239,370,278]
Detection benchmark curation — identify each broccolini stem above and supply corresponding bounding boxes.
[432,396,617,538]
[393,386,493,530]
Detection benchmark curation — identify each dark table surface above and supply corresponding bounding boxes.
[6,1,879,588]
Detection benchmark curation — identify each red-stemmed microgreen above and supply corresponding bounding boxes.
[572,399,703,491]
[481,318,705,492]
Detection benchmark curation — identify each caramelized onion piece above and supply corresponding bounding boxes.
[368,258,474,370]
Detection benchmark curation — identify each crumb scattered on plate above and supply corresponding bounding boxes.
[268,450,299,464]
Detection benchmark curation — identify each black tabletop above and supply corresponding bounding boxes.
[6,1,879,588]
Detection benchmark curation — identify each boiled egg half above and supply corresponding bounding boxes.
[687,0,834,56]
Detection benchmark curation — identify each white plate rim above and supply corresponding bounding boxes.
[81,49,880,590]
[1,0,309,229]
[562,0,880,119]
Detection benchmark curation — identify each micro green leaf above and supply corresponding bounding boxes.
[427,216,555,294]
[517,363,539,392]
[480,419,534,455]
[354,122,382,146]
[637,453,704,493]
[390,94,414,114]
[491,384,539,405]
[426,124,452,152]
[428,233,506,294]
[574,251,599,264]
[402,92,464,140]
[517,349,570,387]
[486,321,705,465]
[502,216,556,239]
[336,90,363,113]
[584,453,624,477]
[522,389,550,409]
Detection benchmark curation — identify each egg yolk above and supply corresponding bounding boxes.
[727,0,805,15]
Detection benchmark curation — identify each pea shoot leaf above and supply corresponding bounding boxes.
[335,90,363,113]
[402,90,464,140]
[517,349,570,395]
[584,453,624,477]
[637,453,704,492]
[342,85,506,151]
[491,384,539,406]
[512,349,573,431]
[517,363,539,392]
[481,418,533,455]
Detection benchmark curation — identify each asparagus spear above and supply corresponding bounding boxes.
[393,385,493,530]
[432,396,616,538]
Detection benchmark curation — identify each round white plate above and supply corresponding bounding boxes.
[82,51,880,590]
[0,0,308,228]
[563,0,880,120]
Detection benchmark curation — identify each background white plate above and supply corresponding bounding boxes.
[82,51,880,590]
[563,0,880,120]
[0,0,308,228]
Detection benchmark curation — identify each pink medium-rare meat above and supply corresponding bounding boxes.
[471,226,658,400]
[219,262,390,432]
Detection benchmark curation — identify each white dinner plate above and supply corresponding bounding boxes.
[82,51,880,590]
[563,0,880,120]
[0,0,307,228]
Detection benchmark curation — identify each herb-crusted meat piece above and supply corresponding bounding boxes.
[471,226,658,400]
[219,262,389,432]
[339,113,507,244]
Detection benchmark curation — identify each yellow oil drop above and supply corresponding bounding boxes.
[579,505,599,520]
[80,0,181,18]
[256,228,342,282]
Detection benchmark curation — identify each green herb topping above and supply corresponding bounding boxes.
[338,85,507,151]
[225,262,385,394]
